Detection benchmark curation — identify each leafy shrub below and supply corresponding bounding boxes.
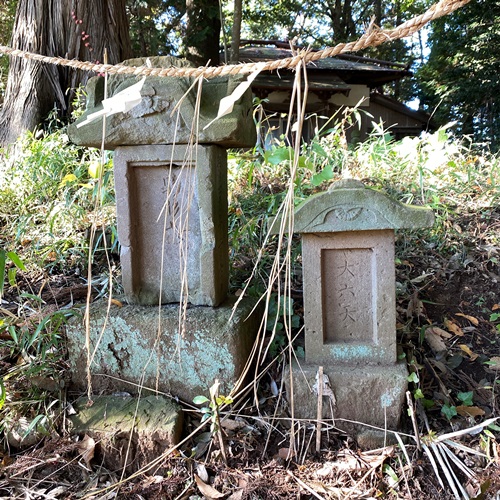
[0,121,116,272]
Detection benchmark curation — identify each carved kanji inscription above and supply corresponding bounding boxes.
[132,164,201,298]
[322,248,375,343]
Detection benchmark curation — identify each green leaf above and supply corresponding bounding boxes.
[88,161,103,179]
[20,293,44,302]
[7,251,26,271]
[193,395,209,405]
[298,155,314,170]
[311,164,334,186]
[441,404,457,420]
[7,268,17,287]
[414,388,425,399]
[457,391,474,406]
[0,249,6,296]
[311,142,328,158]
[407,372,419,383]
[0,379,6,411]
[487,423,500,432]
[422,399,435,409]
[264,147,294,165]
[383,464,399,482]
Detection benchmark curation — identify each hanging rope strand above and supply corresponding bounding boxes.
[0,0,470,79]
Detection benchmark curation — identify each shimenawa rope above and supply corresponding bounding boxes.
[0,0,470,79]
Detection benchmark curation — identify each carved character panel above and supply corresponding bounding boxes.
[322,248,376,343]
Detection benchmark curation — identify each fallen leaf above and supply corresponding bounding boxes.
[196,463,209,483]
[195,474,225,499]
[221,418,246,432]
[459,344,479,361]
[427,326,453,339]
[445,318,464,337]
[456,313,479,326]
[406,293,424,319]
[492,304,500,311]
[424,329,448,353]
[278,447,296,460]
[227,490,244,500]
[110,298,123,308]
[77,434,95,467]
[486,356,500,371]
[456,406,485,417]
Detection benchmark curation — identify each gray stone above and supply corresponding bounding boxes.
[114,144,228,306]
[68,56,256,149]
[270,178,434,234]
[70,395,182,473]
[285,360,408,448]
[66,297,260,402]
[273,179,434,440]
[303,229,397,365]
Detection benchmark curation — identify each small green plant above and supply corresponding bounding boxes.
[0,303,73,448]
[193,381,233,434]
[0,249,25,299]
[0,123,116,272]
[490,312,500,334]
[440,392,474,421]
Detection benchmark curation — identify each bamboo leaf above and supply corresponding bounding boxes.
[0,250,6,296]
[6,251,25,271]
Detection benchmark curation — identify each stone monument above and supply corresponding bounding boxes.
[66,57,260,414]
[272,179,434,446]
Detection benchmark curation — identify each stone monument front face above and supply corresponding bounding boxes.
[304,230,396,365]
[114,144,228,306]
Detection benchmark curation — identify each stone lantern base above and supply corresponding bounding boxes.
[285,360,409,449]
[67,297,261,403]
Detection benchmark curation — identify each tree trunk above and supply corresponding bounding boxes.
[0,0,131,146]
[230,0,243,63]
[185,0,221,66]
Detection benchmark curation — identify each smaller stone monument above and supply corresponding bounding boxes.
[273,179,434,446]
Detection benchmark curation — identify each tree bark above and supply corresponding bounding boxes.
[230,0,243,63]
[0,0,131,146]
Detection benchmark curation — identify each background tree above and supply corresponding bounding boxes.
[0,0,17,103]
[417,0,500,150]
[0,0,131,146]
[184,0,221,65]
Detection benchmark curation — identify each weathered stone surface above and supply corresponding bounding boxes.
[273,178,434,441]
[66,297,260,401]
[303,230,397,365]
[70,395,182,473]
[114,144,228,306]
[285,360,408,448]
[68,56,256,149]
[270,178,434,234]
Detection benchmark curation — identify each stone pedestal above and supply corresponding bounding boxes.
[273,179,434,445]
[114,144,228,306]
[67,297,260,402]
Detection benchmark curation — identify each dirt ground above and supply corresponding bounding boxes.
[0,209,499,499]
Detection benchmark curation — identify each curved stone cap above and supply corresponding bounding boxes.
[271,179,434,234]
[68,56,256,149]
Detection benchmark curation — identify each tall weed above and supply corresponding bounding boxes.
[0,120,115,271]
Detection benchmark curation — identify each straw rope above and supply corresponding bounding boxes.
[0,0,470,79]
